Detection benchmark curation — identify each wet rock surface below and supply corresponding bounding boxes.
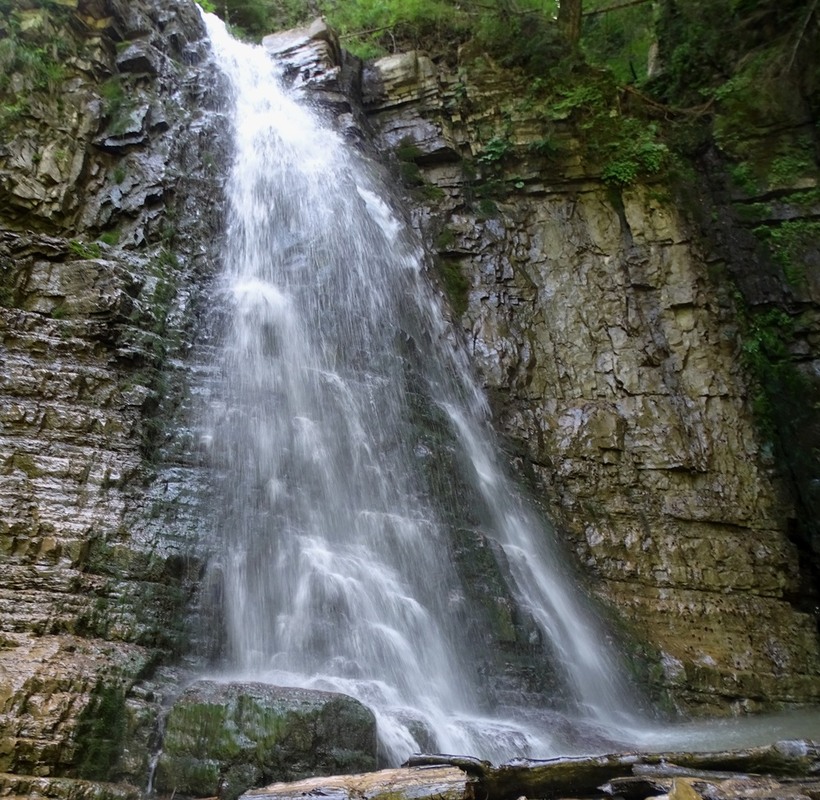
[0,0,227,788]
[155,680,378,800]
[1,6,819,798]
[359,52,820,712]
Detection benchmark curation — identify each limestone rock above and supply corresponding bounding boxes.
[359,51,820,712]
[263,19,342,89]
[0,0,226,786]
[154,680,378,800]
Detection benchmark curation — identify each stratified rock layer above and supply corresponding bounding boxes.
[0,0,225,785]
[361,51,820,712]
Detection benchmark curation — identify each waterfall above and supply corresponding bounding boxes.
[201,14,641,763]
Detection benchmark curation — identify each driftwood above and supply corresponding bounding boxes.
[242,766,476,800]
[240,742,820,800]
[397,741,820,800]
[404,755,493,779]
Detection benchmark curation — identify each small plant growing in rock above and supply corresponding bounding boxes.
[98,230,120,246]
[477,134,513,166]
[68,240,102,259]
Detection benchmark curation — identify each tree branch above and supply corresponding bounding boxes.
[786,0,818,71]
[583,0,654,17]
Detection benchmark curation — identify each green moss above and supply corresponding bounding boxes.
[735,302,808,439]
[753,220,820,288]
[437,258,469,317]
[12,453,43,478]
[74,683,128,781]
[68,240,102,259]
[434,226,455,251]
[98,230,120,246]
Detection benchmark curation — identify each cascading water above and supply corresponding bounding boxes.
[201,14,643,762]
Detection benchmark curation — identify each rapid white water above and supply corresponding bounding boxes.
[201,15,647,763]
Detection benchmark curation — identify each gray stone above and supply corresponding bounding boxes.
[115,41,162,75]
[155,680,378,800]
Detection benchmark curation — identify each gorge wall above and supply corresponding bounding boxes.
[0,0,818,794]
[0,0,224,787]
[357,44,820,712]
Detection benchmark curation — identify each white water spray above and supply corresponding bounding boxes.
[202,14,645,762]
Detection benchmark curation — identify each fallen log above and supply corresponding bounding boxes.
[415,740,820,800]
[242,765,477,800]
[241,741,820,800]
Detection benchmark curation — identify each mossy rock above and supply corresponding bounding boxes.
[155,681,377,800]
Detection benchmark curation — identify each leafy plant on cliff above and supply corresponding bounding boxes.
[0,8,69,92]
[477,134,514,166]
[753,220,820,288]
[523,69,670,186]
[736,304,807,438]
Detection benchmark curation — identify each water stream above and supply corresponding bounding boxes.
[199,16,818,763]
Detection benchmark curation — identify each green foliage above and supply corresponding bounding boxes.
[754,220,820,288]
[99,76,142,136]
[527,71,670,186]
[600,121,669,187]
[434,226,456,251]
[768,150,814,187]
[737,305,807,438]
[528,134,560,157]
[395,137,423,162]
[437,258,469,316]
[322,0,470,59]
[581,0,655,84]
[100,76,125,111]
[781,187,820,208]
[68,240,102,259]
[477,135,513,166]
[550,82,607,117]
[0,12,68,127]
[652,0,807,106]
[204,0,315,39]
[98,230,120,246]
[471,1,568,74]
[727,161,758,194]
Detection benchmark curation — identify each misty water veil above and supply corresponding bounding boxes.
[200,14,643,763]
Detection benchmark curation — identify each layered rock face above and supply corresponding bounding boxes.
[0,0,225,784]
[360,52,820,713]
[1,4,819,793]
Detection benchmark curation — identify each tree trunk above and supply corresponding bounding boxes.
[558,0,583,44]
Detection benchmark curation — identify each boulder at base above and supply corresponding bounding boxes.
[154,680,377,800]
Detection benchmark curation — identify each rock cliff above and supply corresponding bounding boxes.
[0,0,225,787]
[360,48,820,713]
[0,1,818,795]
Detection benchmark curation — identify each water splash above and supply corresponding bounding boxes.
[201,13,644,763]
